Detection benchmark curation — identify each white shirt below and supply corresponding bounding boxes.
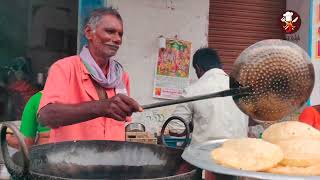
[170,68,248,145]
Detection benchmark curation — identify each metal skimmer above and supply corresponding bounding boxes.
[230,39,314,121]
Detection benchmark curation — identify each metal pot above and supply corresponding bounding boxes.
[125,123,146,132]
[0,117,200,180]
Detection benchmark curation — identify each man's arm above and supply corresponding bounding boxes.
[38,60,141,129]
[39,94,142,128]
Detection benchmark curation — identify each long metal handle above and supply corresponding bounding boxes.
[142,87,251,110]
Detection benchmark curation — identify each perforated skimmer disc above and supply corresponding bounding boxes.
[230,39,314,121]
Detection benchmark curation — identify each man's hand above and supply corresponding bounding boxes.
[100,94,143,121]
[39,94,143,128]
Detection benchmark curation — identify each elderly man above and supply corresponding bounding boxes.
[38,7,142,143]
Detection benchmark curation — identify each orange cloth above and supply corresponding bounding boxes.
[205,171,216,180]
[39,56,131,143]
[299,106,320,130]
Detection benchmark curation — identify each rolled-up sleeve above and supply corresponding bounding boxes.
[38,61,70,111]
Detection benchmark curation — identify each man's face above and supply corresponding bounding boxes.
[85,14,123,58]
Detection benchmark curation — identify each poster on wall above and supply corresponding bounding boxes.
[309,0,320,105]
[153,38,192,99]
[312,0,320,60]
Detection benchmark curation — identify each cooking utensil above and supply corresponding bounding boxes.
[0,119,200,180]
[182,139,319,180]
[125,123,146,132]
[142,86,252,109]
[152,39,315,179]
[143,40,314,122]
[230,39,314,121]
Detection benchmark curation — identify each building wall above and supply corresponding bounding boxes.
[27,0,78,74]
[287,0,320,106]
[77,0,106,52]
[107,0,209,133]
[0,0,29,67]
[286,0,310,51]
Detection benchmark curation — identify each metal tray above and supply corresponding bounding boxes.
[182,139,320,180]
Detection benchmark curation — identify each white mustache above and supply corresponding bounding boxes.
[104,43,119,49]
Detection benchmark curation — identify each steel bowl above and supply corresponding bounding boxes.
[125,123,146,132]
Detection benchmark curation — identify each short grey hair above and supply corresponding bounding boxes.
[84,7,122,31]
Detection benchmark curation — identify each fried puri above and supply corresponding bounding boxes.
[211,138,283,171]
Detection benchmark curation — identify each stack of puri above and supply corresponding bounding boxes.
[211,121,320,176]
[262,121,320,176]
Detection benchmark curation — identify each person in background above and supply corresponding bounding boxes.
[37,7,142,143]
[5,57,38,121]
[169,47,249,180]
[299,105,320,130]
[7,91,50,148]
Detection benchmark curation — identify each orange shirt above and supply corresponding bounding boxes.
[39,56,131,143]
[299,106,320,130]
